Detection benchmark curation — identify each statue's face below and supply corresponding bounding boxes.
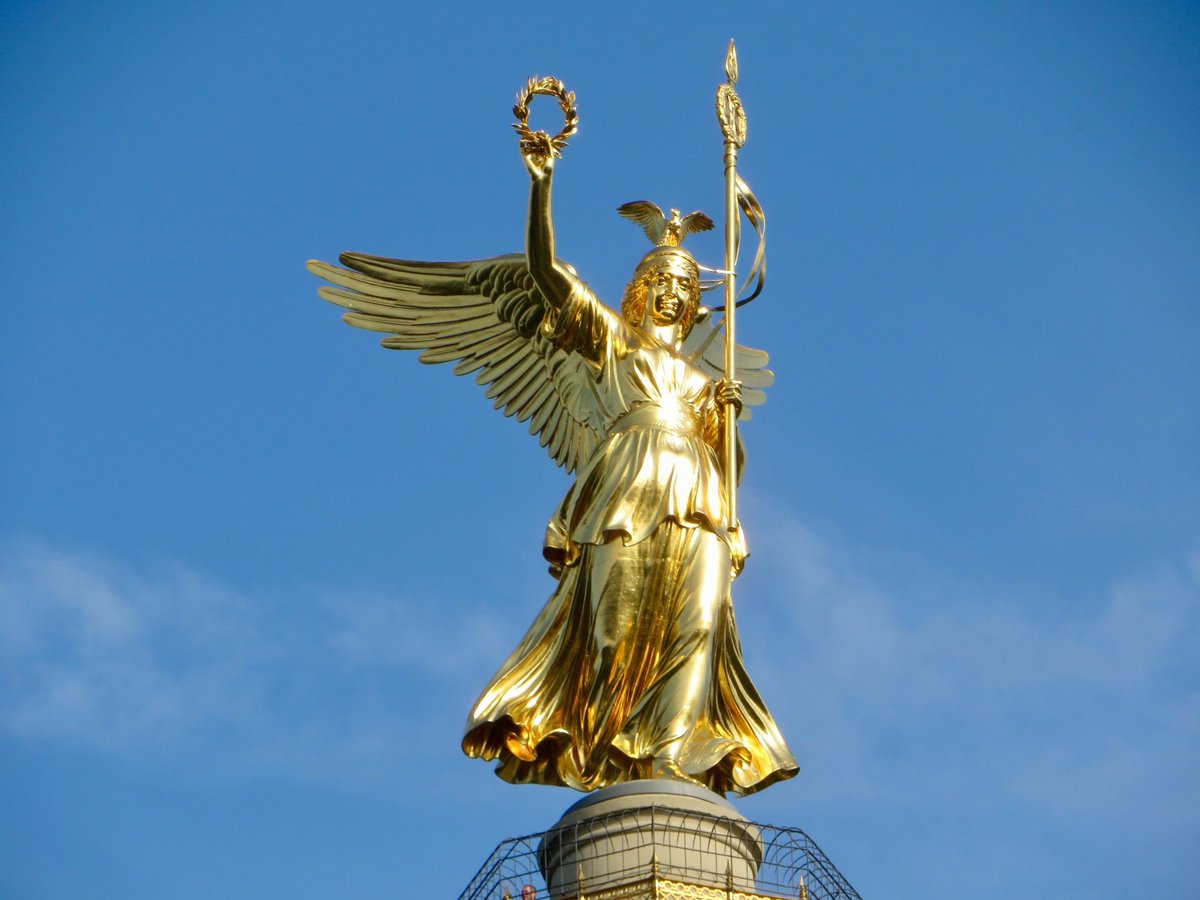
[644,267,695,327]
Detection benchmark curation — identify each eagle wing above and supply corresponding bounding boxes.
[616,200,667,245]
[681,314,774,421]
[308,252,601,472]
[680,211,715,240]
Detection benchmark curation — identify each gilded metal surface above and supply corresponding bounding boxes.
[719,45,742,527]
[716,43,747,147]
[513,76,578,161]
[617,201,715,248]
[308,62,795,797]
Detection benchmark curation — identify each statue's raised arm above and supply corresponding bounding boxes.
[523,152,574,310]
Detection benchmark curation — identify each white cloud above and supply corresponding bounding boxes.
[0,538,510,787]
[746,509,1200,831]
[3,526,1197,850]
[323,588,512,677]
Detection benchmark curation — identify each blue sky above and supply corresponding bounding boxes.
[1,2,1197,897]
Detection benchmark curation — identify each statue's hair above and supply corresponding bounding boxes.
[621,247,701,336]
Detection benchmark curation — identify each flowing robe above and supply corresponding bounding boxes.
[462,283,797,796]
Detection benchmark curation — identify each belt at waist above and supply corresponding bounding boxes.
[609,399,703,436]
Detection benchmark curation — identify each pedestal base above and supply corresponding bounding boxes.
[538,780,763,898]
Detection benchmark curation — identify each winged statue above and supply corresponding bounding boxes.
[308,132,797,798]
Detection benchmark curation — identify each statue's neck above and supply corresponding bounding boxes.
[640,318,683,348]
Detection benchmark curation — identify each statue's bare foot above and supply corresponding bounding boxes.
[651,758,704,787]
[505,726,538,762]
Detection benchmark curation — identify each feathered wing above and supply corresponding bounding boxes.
[681,315,774,421]
[616,200,667,245]
[307,252,601,472]
[679,211,715,240]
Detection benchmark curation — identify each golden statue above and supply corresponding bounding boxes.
[308,51,797,797]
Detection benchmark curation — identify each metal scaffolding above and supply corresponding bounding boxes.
[460,806,861,900]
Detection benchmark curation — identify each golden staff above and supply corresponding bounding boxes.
[716,41,748,531]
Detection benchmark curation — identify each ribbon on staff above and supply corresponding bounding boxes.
[732,172,766,307]
[698,174,765,312]
[700,175,765,304]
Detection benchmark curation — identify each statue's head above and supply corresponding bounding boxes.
[622,245,702,337]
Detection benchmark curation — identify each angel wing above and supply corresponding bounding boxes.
[307,252,602,473]
[681,312,775,421]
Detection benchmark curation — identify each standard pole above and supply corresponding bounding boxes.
[723,134,739,530]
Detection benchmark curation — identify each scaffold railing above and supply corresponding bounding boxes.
[460,806,861,900]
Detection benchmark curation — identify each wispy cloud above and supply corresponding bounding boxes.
[745,509,1200,835]
[0,540,255,750]
[3,526,1197,849]
[0,538,511,787]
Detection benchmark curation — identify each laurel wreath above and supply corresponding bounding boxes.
[513,76,578,160]
[716,83,747,147]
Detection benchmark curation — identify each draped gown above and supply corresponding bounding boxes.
[461,282,797,796]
